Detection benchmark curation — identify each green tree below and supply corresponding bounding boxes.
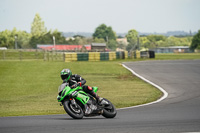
[30,30,67,48]
[65,35,93,45]
[125,29,139,51]
[190,30,200,50]
[166,36,192,47]
[31,13,47,36]
[147,35,166,42]
[0,28,31,48]
[179,37,192,46]
[146,35,166,48]
[72,35,86,45]
[107,40,117,50]
[139,37,150,48]
[0,30,13,48]
[117,40,126,50]
[93,38,106,43]
[51,30,67,44]
[93,24,116,41]
[93,24,117,50]
[15,30,31,48]
[166,36,178,46]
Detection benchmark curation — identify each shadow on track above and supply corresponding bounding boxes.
[45,117,107,121]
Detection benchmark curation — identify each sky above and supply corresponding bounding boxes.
[0,0,200,34]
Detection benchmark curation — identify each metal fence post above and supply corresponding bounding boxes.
[3,50,6,60]
[19,50,22,61]
[48,52,49,61]
[63,53,65,62]
[35,49,38,59]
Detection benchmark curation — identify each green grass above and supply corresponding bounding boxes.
[1,52,199,117]
[155,53,200,60]
[1,50,200,61]
[114,53,200,63]
[0,61,162,117]
[0,50,63,61]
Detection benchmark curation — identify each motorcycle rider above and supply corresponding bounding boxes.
[60,69,108,115]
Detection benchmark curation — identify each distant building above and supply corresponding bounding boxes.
[91,43,106,52]
[116,48,125,51]
[0,47,7,50]
[37,44,91,51]
[83,45,91,51]
[65,37,75,41]
[37,43,108,52]
[116,38,128,46]
[153,46,191,53]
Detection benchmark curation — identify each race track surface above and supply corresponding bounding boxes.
[1,60,200,133]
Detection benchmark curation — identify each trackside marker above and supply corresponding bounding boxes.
[117,64,168,110]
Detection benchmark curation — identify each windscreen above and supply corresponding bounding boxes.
[58,83,68,93]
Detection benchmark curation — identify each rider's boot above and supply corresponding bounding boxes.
[90,91,103,104]
[92,92,109,105]
[87,86,109,105]
[99,98,109,105]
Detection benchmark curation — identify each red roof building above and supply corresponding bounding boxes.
[37,45,91,51]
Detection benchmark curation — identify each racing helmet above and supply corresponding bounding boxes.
[60,69,72,81]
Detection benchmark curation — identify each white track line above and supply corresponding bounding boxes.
[117,64,168,110]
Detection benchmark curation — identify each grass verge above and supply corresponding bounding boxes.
[1,53,199,117]
[0,61,162,117]
[155,53,200,60]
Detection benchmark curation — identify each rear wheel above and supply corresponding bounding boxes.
[63,99,84,119]
[102,98,117,118]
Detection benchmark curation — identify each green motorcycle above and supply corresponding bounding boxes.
[57,83,117,119]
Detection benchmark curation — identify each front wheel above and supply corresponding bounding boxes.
[63,99,84,119]
[102,98,117,118]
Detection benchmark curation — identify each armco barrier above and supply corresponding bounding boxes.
[64,51,128,62]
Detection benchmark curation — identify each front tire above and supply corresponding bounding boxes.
[63,99,84,119]
[102,98,117,118]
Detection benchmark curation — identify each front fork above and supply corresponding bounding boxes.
[70,98,79,108]
[60,98,77,107]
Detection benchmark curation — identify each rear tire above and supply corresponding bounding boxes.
[63,99,84,119]
[102,98,117,118]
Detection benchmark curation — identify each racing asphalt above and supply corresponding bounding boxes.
[0,60,200,133]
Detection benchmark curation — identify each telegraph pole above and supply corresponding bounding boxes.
[15,35,18,49]
[53,36,56,50]
[137,35,140,50]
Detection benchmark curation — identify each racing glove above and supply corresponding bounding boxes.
[71,82,82,88]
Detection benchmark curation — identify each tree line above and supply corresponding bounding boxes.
[0,13,68,49]
[0,13,199,51]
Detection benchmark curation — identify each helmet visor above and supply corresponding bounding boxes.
[61,74,70,80]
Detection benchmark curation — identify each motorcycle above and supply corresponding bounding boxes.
[57,83,117,119]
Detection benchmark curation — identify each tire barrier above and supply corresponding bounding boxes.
[65,51,128,62]
[109,52,116,61]
[89,52,100,61]
[140,51,155,58]
[65,53,77,61]
[77,53,89,61]
[129,50,156,59]
[100,52,109,61]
